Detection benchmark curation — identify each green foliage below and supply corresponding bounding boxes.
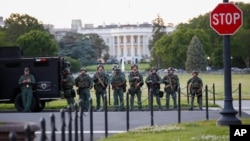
[64,56,81,73]
[58,32,108,66]
[186,35,207,72]
[3,13,45,44]
[16,30,58,57]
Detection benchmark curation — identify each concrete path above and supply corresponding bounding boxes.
[213,100,250,115]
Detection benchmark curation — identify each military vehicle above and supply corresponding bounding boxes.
[0,46,70,112]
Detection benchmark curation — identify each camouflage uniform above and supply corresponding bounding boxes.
[18,67,36,112]
[128,64,144,111]
[110,68,126,111]
[93,65,109,111]
[62,68,75,109]
[187,70,203,111]
[75,67,93,111]
[145,67,162,111]
[162,67,179,110]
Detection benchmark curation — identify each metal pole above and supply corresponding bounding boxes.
[239,83,242,117]
[216,22,241,125]
[178,87,181,124]
[89,98,93,141]
[205,85,209,120]
[104,94,108,137]
[126,91,130,131]
[150,88,154,126]
[213,83,215,105]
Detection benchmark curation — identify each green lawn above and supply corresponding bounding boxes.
[98,118,250,141]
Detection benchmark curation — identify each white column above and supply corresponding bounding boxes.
[131,35,134,64]
[124,35,127,62]
[138,35,141,58]
[117,35,120,58]
[111,36,115,56]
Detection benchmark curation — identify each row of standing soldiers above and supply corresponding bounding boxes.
[61,64,203,112]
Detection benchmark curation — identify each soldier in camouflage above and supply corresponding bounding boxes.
[75,67,93,111]
[187,70,203,111]
[18,67,36,112]
[162,67,180,110]
[62,68,76,109]
[92,64,109,111]
[128,64,144,111]
[110,67,126,111]
[145,67,162,111]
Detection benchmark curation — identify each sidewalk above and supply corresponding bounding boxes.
[213,100,250,115]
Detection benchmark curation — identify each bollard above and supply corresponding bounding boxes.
[89,98,93,141]
[68,106,72,141]
[79,100,84,141]
[104,94,108,138]
[126,91,130,131]
[205,85,209,120]
[40,118,46,141]
[50,113,56,141]
[213,83,215,105]
[239,83,242,117]
[60,109,66,141]
[178,87,181,124]
[74,104,79,141]
[150,88,154,126]
[24,124,31,141]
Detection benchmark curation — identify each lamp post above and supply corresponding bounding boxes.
[207,56,211,71]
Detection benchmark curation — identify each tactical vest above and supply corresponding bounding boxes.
[77,74,90,88]
[147,74,160,89]
[63,74,74,89]
[190,77,202,89]
[129,71,141,87]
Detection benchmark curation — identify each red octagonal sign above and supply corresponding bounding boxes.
[210,3,243,35]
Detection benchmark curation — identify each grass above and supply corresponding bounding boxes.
[98,118,250,141]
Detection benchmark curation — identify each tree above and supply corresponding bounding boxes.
[186,35,207,72]
[149,14,166,68]
[4,13,45,44]
[16,30,58,57]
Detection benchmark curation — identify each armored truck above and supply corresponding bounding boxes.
[0,46,70,112]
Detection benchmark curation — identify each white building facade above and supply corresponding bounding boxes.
[77,23,175,64]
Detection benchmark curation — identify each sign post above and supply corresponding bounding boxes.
[210,1,242,126]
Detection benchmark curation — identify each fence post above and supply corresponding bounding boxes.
[150,88,154,126]
[50,113,56,141]
[9,131,16,141]
[79,100,84,141]
[239,83,242,117]
[68,106,72,141]
[178,87,181,124]
[74,104,79,141]
[60,109,66,141]
[108,85,111,105]
[104,94,108,138]
[205,85,209,120]
[40,117,46,141]
[213,83,215,105]
[89,98,93,141]
[126,91,130,131]
[187,86,189,104]
[24,124,31,141]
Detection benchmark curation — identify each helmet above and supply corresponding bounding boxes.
[80,67,87,72]
[97,64,104,70]
[192,70,199,74]
[168,67,175,72]
[112,65,119,70]
[131,64,138,70]
[64,68,70,73]
[151,67,157,72]
[24,67,29,72]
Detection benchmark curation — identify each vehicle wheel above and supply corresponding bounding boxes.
[34,101,45,112]
[14,94,37,112]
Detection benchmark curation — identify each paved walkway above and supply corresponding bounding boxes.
[213,100,250,115]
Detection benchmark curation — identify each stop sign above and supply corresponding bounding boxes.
[210,3,243,35]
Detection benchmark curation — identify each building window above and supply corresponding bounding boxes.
[140,36,143,43]
[134,36,137,44]
[120,36,123,44]
[121,48,123,57]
